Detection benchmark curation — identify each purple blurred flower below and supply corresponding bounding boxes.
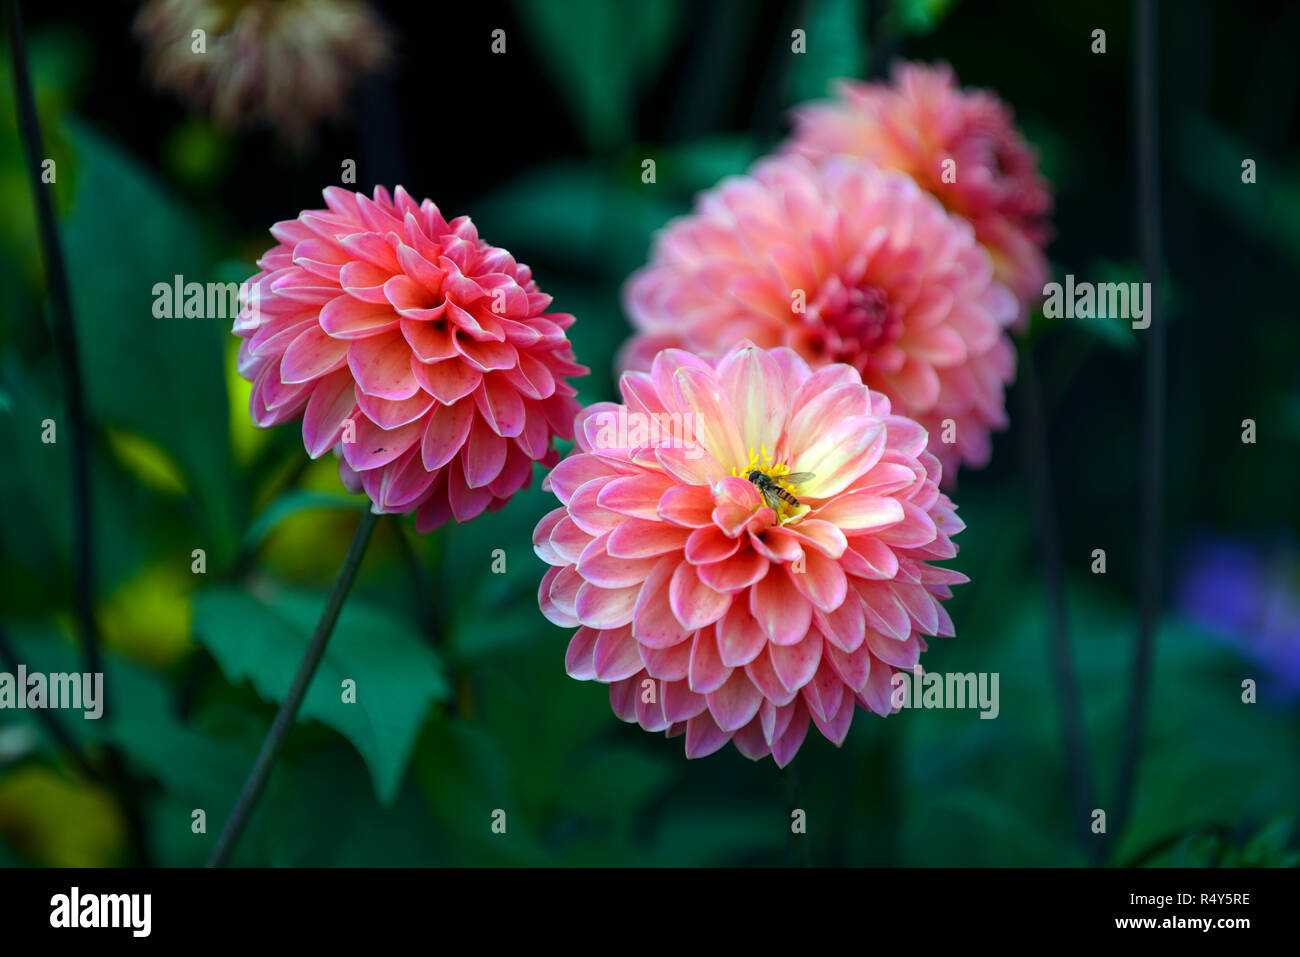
[1177,536,1300,700]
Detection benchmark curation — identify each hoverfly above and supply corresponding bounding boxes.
[746,470,815,513]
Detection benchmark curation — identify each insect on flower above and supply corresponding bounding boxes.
[746,469,814,513]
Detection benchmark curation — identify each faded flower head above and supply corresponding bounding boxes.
[535,344,966,766]
[134,0,391,146]
[787,61,1053,317]
[234,185,586,530]
[622,154,1017,474]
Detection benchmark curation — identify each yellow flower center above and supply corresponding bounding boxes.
[731,446,808,524]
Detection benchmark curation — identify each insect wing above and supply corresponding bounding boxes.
[759,487,783,514]
[782,472,816,484]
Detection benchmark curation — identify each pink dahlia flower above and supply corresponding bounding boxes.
[234,185,586,530]
[786,61,1053,317]
[622,155,1017,474]
[535,344,967,766]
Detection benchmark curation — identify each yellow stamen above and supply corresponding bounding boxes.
[736,446,804,524]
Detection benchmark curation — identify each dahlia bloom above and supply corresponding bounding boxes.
[786,61,1052,316]
[622,155,1017,474]
[234,185,585,530]
[134,0,390,147]
[535,344,966,765]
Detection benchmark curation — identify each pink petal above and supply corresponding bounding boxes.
[632,557,692,648]
[281,324,349,383]
[592,627,644,681]
[411,358,481,404]
[669,563,730,630]
[355,389,435,430]
[687,627,733,694]
[606,520,690,559]
[575,581,639,629]
[749,567,813,645]
[318,294,399,338]
[788,550,848,613]
[706,670,763,732]
[301,369,357,457]
[696,548,769,593]
[768,630,823,692]
[402,317,457,362]
[684,711,731,759]
[420,399,475,470]
[462,415,508,487]
[564,627,600,680]
[347,332,420,399]
[662,679,708,722]
[715,601,768,667]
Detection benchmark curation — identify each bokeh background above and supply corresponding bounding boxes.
[1,0,1297,867]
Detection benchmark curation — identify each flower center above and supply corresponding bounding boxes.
[733,446,808,524]
[813,282,903,361]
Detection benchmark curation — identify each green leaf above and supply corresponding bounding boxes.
[60,118,240,562]
[890,0,958,36]
[660,135,763,195]
[0,359,158,605]
[786,0,867,106]
[513,0,682,149]
[474,162,681,278]
[2,621,255,807]
[241,489,366,553]
[556,748,677,816]
[104,427,188,496]
[1238,815,1294,866]
[413,715,546,864]
[1179,114,1300,269]
[474,165,607,267]
[192,583,450,804]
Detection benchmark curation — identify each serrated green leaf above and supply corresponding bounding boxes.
[192,584,449,804]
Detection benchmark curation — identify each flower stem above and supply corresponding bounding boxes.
[205,508,380,868]
[1019,347,1099,862]
[1114,0,1165,850]
[6,0,98,680]
[8,0,153,868]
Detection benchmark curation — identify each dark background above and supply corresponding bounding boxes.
[0,0,1297,866]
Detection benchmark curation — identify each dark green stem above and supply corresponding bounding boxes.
[8,0,152,868]
[6,0,98,682]
[205,509,380,867]
[1019,349,1100,862]
[1114,0,1165,849]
